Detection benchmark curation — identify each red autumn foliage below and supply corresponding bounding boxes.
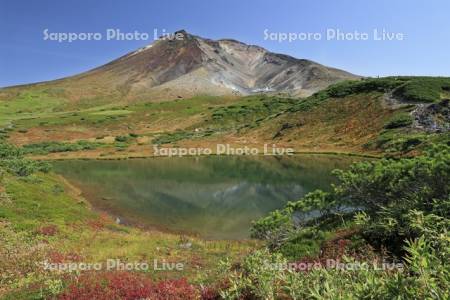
[200,285,222,300]
[48,251,66,264]
[86,213,113,231]
[37,224,58,236]
[48,251,82,263]
[87,219,106,231]
[153,278,199,300]
[58,271,200,300]
[65,252,83,262]
[337,239,350,255]
[199,279,231,300]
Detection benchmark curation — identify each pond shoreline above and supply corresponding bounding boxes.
[31,150,381,162]
[52,154,365,240]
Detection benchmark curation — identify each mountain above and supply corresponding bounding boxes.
[0,30,358,103]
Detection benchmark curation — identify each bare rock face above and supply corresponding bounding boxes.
[1,30,359,102]
[412,99,450,132]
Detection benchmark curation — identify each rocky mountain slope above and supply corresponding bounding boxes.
[0,30,358,104]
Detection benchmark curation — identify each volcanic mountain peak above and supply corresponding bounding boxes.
[1,30,359,103]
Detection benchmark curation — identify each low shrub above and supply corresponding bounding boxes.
[58,272,199,300]
[22,140,100,155]
[384,114,413,129]
[327,77,406,98]
[36,225,58,236]
[152,131,196,145]
[365,131,430,154]
[289,77,450,113]
[240,145,450,299]
[219,235,448,299]
[393,77,450,103]
[115,135,129,142]
[0,142,50,176]
[0,223,57,297]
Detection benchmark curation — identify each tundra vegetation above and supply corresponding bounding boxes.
[221,145,449,299]
[0,140,256,299]
[0,77,449,299]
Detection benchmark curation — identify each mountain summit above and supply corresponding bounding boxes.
[1,31,358,102]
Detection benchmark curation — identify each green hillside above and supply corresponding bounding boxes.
[1,77,448,159]
[0,77,449,298]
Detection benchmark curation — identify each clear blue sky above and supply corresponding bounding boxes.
[1,0,449,87]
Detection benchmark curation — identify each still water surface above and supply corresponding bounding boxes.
[53,155,362,239]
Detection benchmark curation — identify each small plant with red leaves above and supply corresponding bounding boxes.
[58,271,200,300]
[153,278,199,300]
[47,251,82,264]
[59,271,153,300]
[36,224,58,236]
[48,251,66,264]
[200,284,224,300]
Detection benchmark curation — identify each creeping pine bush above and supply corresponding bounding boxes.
[0,142,50,176]
[114,135,129,143]
[393,78,450,103]
[384,114,413,129]
[240,145,450,299]
[220,235,448,299]
[289,77,450,114]
[326,78,406,98]
[22,140,100,155]
[253,145,449,253]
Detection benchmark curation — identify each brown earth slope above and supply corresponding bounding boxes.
[0,30,358,107]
